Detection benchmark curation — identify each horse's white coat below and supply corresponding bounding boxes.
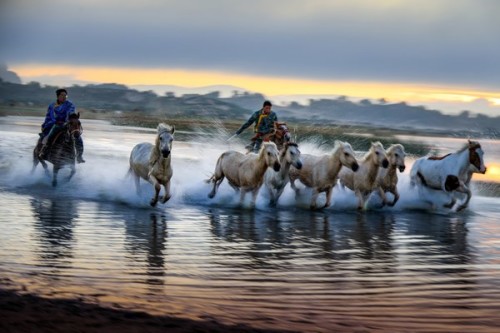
[129,123,175,207]
[338,141,389,210]
[289,140,359,210]
[375,144,406,207]
[208,142,281,207]
[264,142,302,206]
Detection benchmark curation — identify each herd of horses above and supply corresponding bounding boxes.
[32,121,487,212]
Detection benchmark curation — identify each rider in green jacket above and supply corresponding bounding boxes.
[235,100,278,152]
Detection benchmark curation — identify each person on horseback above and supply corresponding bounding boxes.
[234,100,278,153]
[38,88,85,163]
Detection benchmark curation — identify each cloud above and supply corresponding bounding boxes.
[1,0,500,89]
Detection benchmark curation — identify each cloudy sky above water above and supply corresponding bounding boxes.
[1,0,499,115]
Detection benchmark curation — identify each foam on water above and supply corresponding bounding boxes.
[0,121,484,215]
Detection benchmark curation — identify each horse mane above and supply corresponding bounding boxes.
[280,142,298,159]
[362,141,384,161]
[387,143,405,155]
[332,140,346,154]
[258,142,276,161]
[157,123,173,135]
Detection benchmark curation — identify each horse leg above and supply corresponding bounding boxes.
[132,172,142,196]
[149,176,161,207]
[208,175,224,199]
[443,194,456,209]
[323,187,334,208]
[455,183,471,211]
[388,189,400,207]
[267,185,277,206]
[52,166,59,187]
[355,190,364,210]
[310,189,320,210]
[239,189,247,207]
[375,187,387,207]
[161,181,171,203]
[67,164,76,182]
[250,188,260,208]
[290,178,300,198]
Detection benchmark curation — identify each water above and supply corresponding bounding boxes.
[1,116,500,332]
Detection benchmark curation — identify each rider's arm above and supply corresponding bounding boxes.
[236,111,259,135]
[41,104,54,130]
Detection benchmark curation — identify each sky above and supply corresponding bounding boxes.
[1,0,500,116]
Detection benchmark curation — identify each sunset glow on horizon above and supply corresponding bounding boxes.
[12,64,500,112]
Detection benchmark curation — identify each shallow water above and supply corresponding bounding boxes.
[1,116,500,332]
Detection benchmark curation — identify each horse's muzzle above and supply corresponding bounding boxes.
[273,162,281,172]
[398,165,406,172]
[295,161,303,169]
[161,150,171,158]
[382,159,389,168]
[351,162,359,172]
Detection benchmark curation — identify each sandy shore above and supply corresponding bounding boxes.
[0,289,295,333]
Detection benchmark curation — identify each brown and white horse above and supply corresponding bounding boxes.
[410,140,486,211]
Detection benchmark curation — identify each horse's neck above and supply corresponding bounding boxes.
[277,155,292,179]
[448,149,470,176]
[328,150,344,177]
[251,154,270,180]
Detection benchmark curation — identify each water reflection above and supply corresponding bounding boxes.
[400,212,472,273]
[120,209,169,286]
[30,198,78,265]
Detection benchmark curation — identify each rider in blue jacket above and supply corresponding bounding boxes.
[39,88,85,163]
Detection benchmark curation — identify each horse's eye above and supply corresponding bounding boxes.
[375,151,379,155]
[395,153,399,157]
[344,152,349,157]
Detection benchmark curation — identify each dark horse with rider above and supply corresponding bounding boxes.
[32,88,85,186]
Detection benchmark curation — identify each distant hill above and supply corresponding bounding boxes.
[1,79,499,137]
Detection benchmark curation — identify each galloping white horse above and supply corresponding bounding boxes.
[207,142,281,207]
[128,123,175,207]
[410,140,486,211]
[375,143,406,207]
[264,142,302,206]
[338,141,389,210]
[289,140,359,210]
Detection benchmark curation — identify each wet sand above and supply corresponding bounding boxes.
[0,288,296,333]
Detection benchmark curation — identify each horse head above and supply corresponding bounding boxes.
[268,122,291,150]
[368,141,389,168]
[335,140,359,172]
[387,144,406,172]
[468,140,487,174]
[282,142,302,169]
[260,142,281,172]
[66,113,82,139]
[156,123,175,158]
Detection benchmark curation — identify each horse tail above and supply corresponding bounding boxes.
[205,172,216,184]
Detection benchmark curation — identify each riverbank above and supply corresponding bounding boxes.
[0,288,295,333]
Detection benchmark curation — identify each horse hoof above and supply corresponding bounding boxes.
[150,200,158,207]
[208,192,215,199]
